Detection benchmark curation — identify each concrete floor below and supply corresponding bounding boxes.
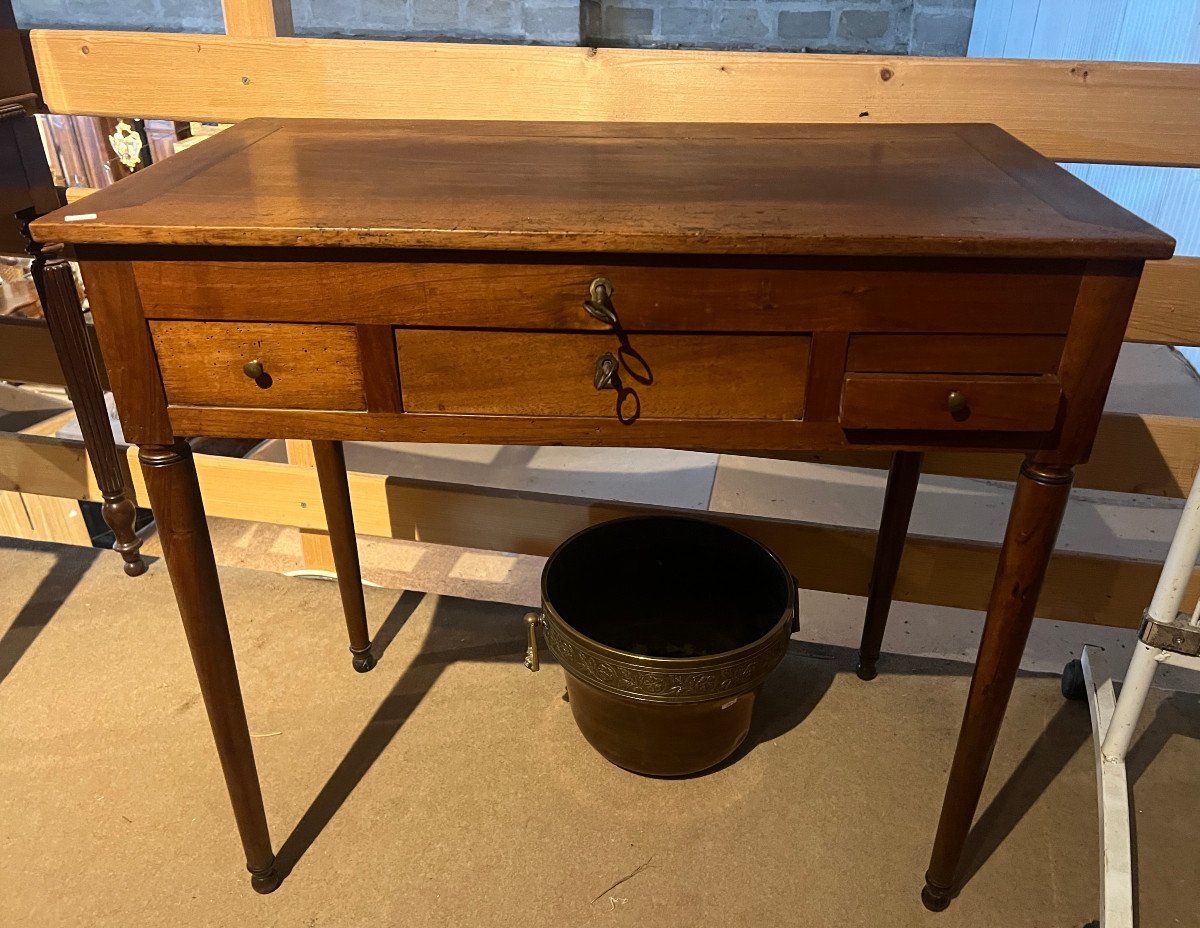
[2,537,1199,927]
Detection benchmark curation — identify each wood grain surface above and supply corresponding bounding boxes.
[846,334,1065,374]
[32,121,1173,259]
[397,330,810,419]
[28,30,1200,168]
[149,320,366,410]
[840,373,1062,432]
[132,256,1085,333]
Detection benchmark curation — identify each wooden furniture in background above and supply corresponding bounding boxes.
[31,118,1173,908]
[0,4,144,574]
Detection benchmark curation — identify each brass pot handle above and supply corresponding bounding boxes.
[594,352,619,390]
[524,612,545,672]
[243,358,265,380]
[947,390,970,421]
[583,276,617,325]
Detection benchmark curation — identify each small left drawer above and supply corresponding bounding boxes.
[149,321,366,410]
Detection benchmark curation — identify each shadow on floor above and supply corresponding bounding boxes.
[0,539,100,686]
[274,599,834,880]
[274,593,527,879]
[823,645,1098,902]
[957,700,1091,893]
[273,610,1200,894]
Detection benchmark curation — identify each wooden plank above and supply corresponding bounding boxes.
[20,493,92,545]
[0,430,103,498]
[741,413,1200,499]
[221,0,293,37]
[28,31,1200,167]
[0,319,63,386]
[1126,256,1200,347]
[0,317,109,388]
[0,491,35,538]
[148,447,1191,630]
[1,429,1192,627]
[284,437,335,573]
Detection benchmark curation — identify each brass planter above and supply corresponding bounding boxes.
[526,516,797,776]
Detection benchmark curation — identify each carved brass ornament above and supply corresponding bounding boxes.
[108,120,143,170]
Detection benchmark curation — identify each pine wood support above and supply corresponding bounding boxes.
[285,437,335,571]
[1126,257,1200,347]
[4,429,1196,630]
[27,31,1200,167]
[221,0,293,37]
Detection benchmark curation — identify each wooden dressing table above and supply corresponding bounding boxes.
[31,119,1173,908]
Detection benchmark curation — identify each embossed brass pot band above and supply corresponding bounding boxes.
[527,516,797,776]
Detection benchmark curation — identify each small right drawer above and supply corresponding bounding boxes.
[840,373,1062,432]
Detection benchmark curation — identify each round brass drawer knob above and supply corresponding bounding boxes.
[947,390,970,421]
[242,359,265,380]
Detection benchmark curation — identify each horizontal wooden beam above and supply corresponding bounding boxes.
[117,445,1200,630]
[28,30,1200,167]
[0,318,63,386]
[0,430,105,498]
[756,413,1200,499]
[0,316,108,388]
[65,186,97,203]
[1127,257,1200,347]
[1,429,1194,629]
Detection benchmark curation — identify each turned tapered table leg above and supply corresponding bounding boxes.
[140,440,280,893]
[857,450,923,680]
[921,458,1073,911]
[311,440,375,672]
[36,249,146,576]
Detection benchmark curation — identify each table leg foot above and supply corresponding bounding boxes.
[921,878,952,912]
[102,493,147,577]
[855,659,878,681]
[249,860,282,894]
[312,441,374,664]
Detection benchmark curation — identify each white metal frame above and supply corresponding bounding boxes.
[1078,465,1200,928]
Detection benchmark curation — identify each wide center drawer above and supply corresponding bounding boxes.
[396,330,810,420]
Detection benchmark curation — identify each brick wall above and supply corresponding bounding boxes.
[13,0,975,54]
[584,0,975,54]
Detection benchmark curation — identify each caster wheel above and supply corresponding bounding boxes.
[1061,658,1086,701]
